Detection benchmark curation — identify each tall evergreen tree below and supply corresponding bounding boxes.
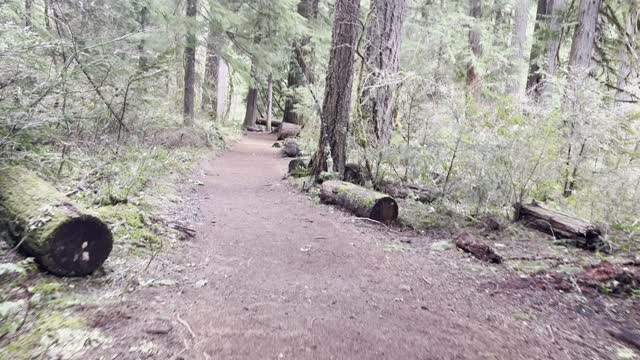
[183,0,198,126]
[360,0,407,147]
[282,0,320,126]
[466,0,483,100]
[526,0,567,97]
[507,0,531,98]
[312,0,362,178]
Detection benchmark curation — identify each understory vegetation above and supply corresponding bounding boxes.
[1,0,639,357]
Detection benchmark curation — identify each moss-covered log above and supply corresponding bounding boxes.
[517,202,608,252]
[320,180,398,224]
[0,166,113,276]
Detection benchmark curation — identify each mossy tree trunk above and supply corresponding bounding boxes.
[320,180,398,224]
[0,167,113,276]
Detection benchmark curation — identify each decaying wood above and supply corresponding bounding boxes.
[320,180,398,224]
[454,232,503,263]
[0,166,113,276]
[517,202,608,252]
[380,182,437,204]
[277,123,302,140]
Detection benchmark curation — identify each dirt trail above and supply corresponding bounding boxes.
[97,133,629,359]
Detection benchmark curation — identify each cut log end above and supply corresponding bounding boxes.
[45,215,113,277]
[1,166,114,277]
[370,198,399,224]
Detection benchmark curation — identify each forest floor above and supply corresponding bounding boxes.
[2,133,639,359]
[77,132,637,360]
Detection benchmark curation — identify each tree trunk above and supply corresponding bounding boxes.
[562,0,602,197]
[243,88,258,129]
[568,0,602,77]
[138,5,149,71]
[0,167,113,277]
[267,76,274,132]
[217,60,230,120]
[466,0,483,100]
[202,14,223,119]
[615,0,639,102]
[360,0,407,146]
[25,0,32,28]
[517,202,608,252]
[527,0,568,97]
[182,0,198,126]
[320,180,398,224]
[311,0,361,178]
[282,0,320,126]
[507,0,531,98]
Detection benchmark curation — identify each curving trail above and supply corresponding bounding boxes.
[97,133,620,360]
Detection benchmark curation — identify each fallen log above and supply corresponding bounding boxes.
[0,166,113,276]
[256,118,282,129]
[277,123,301,140]
[320,180,398,224]
[454,232,503,263]
[380,182,437,204]
[517,202,608,252]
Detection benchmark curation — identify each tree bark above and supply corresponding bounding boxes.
[0,167,113,276]
[360,0,407,146]
[507,0,531,98]
[282,0,320,126]
[183,0,198,126]
[320,180,398,224]
[202,12,223,119]
[466,0,483,100]
[137,2,149,70]
[243,88,258,129]
[568,0,602,77]
[25,0,32,28]
[267,76,274,132]
[561,0,601,197]
[312,0,361,178]
[527,0,568,97]
[615,0,639,102]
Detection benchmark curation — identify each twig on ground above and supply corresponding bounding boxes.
[420,275,432,286]
[167,223,196,235]
[176,314,196,339]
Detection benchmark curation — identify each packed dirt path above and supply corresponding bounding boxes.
[97,133,628,359]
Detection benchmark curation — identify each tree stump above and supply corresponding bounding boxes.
[0,166,113,276]
[320,180,398,224]
[282,138,301,157]
[277,123,301,140]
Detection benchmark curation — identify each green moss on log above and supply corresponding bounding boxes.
[320,180,398,224]
[0,166,113,277]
